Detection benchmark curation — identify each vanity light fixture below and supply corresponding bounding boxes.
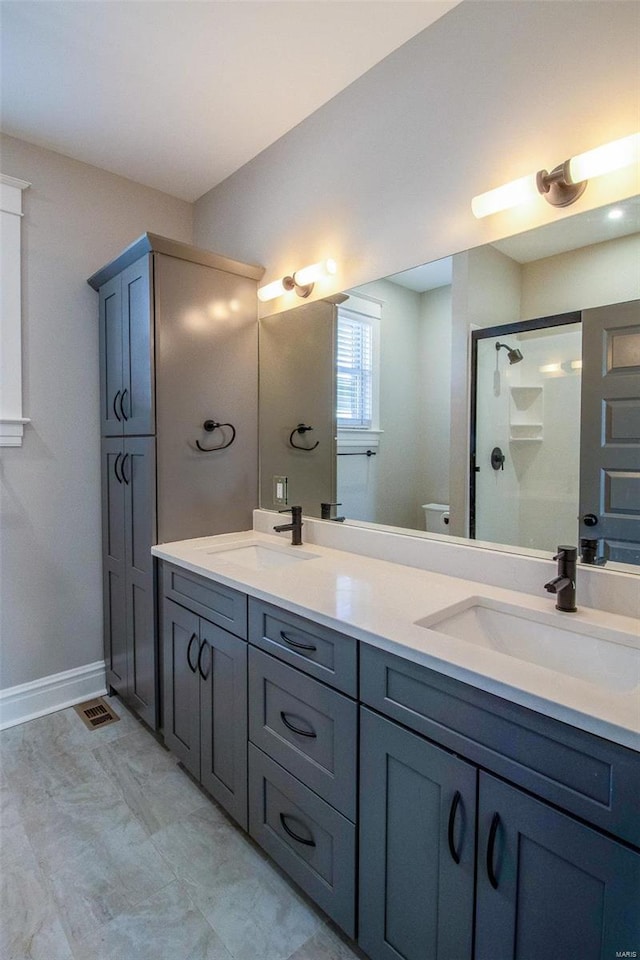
[471,133,639,218]
[257,259,337,302]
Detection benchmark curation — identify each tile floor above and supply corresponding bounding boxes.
[0,698,365,960]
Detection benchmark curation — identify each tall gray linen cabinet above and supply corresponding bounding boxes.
[88,234,263,728]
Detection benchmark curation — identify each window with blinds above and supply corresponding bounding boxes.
[336,308,374,428]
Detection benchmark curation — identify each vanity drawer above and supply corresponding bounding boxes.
[248,743,356,937]
[248,599,357,696]
[361,643,640,847]
[163,563,247,639]
[248,647,357,820]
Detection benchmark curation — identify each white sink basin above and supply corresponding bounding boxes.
[195,540,319,571]
[416,598,639,693]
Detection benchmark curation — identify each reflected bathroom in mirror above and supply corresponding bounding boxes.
[259,196,640,568]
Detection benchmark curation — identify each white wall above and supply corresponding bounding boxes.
[520,234,640,320]
[194,1,639,306]
[418,284,452,509]
[338,278,425,529]
[0,135,192,690]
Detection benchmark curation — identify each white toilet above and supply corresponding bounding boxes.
[422,502,450,533]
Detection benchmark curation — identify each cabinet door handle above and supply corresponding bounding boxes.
[447,790,462,864]
[280,711,317,739]
[113,390,122,422]
[114,452,123,483]
[486,812,501,889]
[121,453,130,484]
[279,813,316,847]
[197,639,210,680]
[120,388,129,421]
[280,630,317,653]
[186,633,199,673]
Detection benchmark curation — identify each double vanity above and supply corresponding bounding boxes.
[152,521,640,960]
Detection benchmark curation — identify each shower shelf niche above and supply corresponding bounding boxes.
[509,386,543,441]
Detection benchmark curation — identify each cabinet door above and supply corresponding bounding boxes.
[359,709,476,960]
[162,599,201,778]
[99,275,124,436]
[123,436,157,728]
[199,619,248,830]
[121,255,154,435]
[476,772,640,960]
[101,438,127,692]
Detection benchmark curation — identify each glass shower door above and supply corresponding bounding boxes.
[472,319,582,552]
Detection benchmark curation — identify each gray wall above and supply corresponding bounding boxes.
[0,135,193,690]
[194,1,639,305]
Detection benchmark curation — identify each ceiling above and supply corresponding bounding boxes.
[0,0,459,202]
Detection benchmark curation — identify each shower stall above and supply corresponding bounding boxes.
[470,313,582,552]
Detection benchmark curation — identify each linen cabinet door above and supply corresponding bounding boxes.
[476,772,640,960]
[199,619,248,830]
[101,438,127,693]
[162,600,201,778]
[121,255,154,436]
[123,436,157,728]
[359,708,476,960]
[99,275,123,436]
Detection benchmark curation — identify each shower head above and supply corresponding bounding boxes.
[496,341,524,364]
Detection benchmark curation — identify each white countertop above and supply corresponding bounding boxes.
[152,530,640,752]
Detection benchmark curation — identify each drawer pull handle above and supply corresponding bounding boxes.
[279,813,316,847]
[486,812,501,890]
[186,633,199,673]
[280,630,317,653]
[447,790,462,865]
[114,452,123,483]
[120,388,129,421]
[280,711,317,738]
[197,639,210,680]
[113,390,122,422]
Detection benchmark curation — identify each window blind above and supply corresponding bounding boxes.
[336,309,373,428]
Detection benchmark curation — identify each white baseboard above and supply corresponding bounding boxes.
[0,661,107,731]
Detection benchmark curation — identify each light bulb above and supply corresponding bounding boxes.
[257,278,288,302]
[293,259,337,286]
[568,133,640,184]
[471,174,538,219]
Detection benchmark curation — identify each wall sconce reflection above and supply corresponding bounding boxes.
[258,259,337,302]
[472,133,639,218]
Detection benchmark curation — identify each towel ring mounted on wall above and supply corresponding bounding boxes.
[289,423,319,451]
[196,419,236,452]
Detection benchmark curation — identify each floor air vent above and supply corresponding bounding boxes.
[74,697,120,730]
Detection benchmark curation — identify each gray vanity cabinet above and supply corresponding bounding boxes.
[475,772,640,960]
[101,435,157,727]
[162,583,248,830]
[90,234,263,729]
[247,599,358,937]
[359,708,476,960]
[359,644,640,960]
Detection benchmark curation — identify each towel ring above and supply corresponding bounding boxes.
[289,423,319,451]
[196,419,236,452]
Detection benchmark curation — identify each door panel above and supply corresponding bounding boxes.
[124,437,157,727]
[580,300,640,563]
[99,276,123,436]
[199,619,248,829]
[359,708,476,960]
[101,438,126,690]
[122,255,154,435]
[476,772,640,960]
[162,600,200,777]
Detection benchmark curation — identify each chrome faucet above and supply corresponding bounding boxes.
[544,545,577,612]
[273,506,303,545]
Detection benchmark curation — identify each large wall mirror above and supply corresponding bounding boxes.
[259,196,640,571]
